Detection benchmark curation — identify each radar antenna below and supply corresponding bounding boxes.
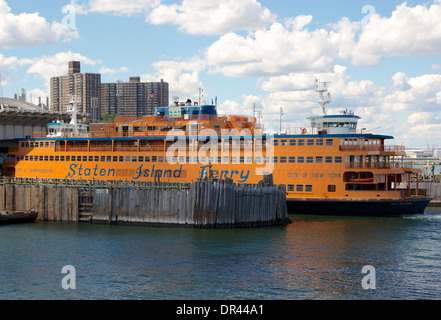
[314,79,331,115]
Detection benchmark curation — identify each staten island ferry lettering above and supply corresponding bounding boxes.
[2,80,432,215]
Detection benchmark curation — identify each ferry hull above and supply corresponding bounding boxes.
[287,197,432,216]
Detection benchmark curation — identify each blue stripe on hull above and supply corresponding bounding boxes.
[287,198,431,216]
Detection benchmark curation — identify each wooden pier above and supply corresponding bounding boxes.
[0,176,290,228]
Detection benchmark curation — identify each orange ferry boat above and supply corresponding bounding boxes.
[2,81,431,215]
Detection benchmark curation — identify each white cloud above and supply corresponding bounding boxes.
[0,0,78,48]
[26,51,99,86]
[347,2,441,66]
[206,21,336,77]
[73,0,160,16]
[99,66,130,76]
[141,58,205,99]
[146,0,276,35]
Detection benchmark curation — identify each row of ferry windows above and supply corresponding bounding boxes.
[287,185,337,193]
[21,139,334,148]
[273,139,333,146]
[21,155,343,164]
[21,141,54,148]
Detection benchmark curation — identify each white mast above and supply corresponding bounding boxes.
[314,79,331,115]
[69,95,81,137]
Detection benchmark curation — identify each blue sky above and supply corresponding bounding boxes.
[1,0,441,148]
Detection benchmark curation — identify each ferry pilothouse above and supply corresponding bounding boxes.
[2,81,432,215]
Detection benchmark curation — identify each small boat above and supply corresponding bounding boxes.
[0,210,38,225]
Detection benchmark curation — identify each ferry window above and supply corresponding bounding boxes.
[280,156,287,163]
[316,139,324,146]
[100,156,105,162]
[132,156,137,162]
[179,156,186,163]
[298,156,304,163]
[50,155,54,161]
[223,156,229,164]
[289,156,295,163]
[61,156,65,161]
[72,156,76,161]
[273,139,279,146]
[246,156,253,164]
[45,142,49,147]
[186,156,191,163]
[240,156,245,163]
[39,155,43,161]
[66,156,70,161]
[34,155,38,161]
[307,139,314,146]
[88,156,92,161]
[26,142,30,148]
[298,139,305,146]
[231,156,238,164]
[200,156,207,163]
[119,156,124,162]
[125,156,131,162]
[335,156,343,163]
[83,156,87,161]
[21,142,25,148]
[208,156,214,163]
[174,156,179,163]
[316,156,323,164]
[325,156,333,163]
[145,156,150,162]
[193,156,198,163]
[272,156,278,163]
[152,156,157,162]
[30,142,34,147]
[50,142,54,148]
[263,156,270,163]
[217,156,222,163]
[288,185,295,191]
[255,156,262,164]
[326,139,333,146]
[281,140,287,146]
[107,156,111,162]
[29,155,33,161]
[25,156,29,161]
[138,156,144,162]
[94,156,99,162]
[328,185,336,192]
[307,157,314,163]
[158,156,164,162]
[113,156,117,162]
[289,139,296,146]
[165,156,171,163]
[44,156,48,161]
[305,185,313,192]
[55,156,59,161]
[296,185,304,192]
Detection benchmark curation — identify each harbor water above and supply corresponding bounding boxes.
[1,208,441,300]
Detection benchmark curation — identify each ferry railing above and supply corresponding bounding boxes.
[345,162,409,169]
[340,145,406,155]
[285,127,319,135]
[400,189,427,197]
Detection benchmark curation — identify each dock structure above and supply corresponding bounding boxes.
[0,176,290,228]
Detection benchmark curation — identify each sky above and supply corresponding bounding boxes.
[1,0,441,148]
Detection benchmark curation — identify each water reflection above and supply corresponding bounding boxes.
[1,210,441,299]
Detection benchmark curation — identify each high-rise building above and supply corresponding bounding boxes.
[50,61,101,121]
[50,61,169,121]
[101,78,169,117]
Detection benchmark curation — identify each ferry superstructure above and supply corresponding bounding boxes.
[2,83,431,215]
